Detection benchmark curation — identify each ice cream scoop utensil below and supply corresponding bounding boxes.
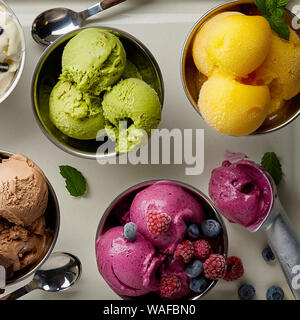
[264,200,300,300]
[31,0,127,46]
[0,252,81,300]
[249,166,300,300]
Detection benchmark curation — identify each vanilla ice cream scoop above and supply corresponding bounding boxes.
[0,4,22,96]
[0,154,48,227]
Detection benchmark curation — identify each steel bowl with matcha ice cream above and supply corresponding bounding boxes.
[47,27,162,153]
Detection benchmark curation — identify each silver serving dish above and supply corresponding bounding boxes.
[31,26,164,159]
[181,0,300,135]
[0,150,60,286]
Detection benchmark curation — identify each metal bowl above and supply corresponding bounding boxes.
[0,0,26,104]
[181,0,300,135]
[31,26,164,159]
[0,150,60,286]
[95,179,228,300]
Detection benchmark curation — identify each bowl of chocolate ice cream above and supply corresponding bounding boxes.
[0,150,59,287]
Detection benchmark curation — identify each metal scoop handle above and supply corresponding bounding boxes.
[0,285,34,300]
[79,0,126,20]
[263,199,300,299]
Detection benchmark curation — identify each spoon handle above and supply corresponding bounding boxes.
[79,0,126,20]
[0,285,32,300]
[100,0,127,10]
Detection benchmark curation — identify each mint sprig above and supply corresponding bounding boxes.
[59,165,87,197]
[261,152,283,185]
[255,0,290,40]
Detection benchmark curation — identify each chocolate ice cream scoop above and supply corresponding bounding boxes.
[0,223,52,272]
[0,154,48,227]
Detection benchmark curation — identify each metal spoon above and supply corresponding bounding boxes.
[244,163,300,300]
[32,0,126,46]
[0,252,82,300]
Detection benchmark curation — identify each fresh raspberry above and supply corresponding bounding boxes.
[146,211,171,237]
[223,256,244,281]
[193,240,212,260]
[201,235,223,254]
[174,240,194,263]
[160,274,181,298]
[203,254,226,280]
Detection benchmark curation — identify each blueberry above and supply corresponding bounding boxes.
[238,284,255,300]
[186,260,203,278]
[262,247,275,262]
[266,286,284,300]
[187,224,200,238]
[189,277,207,293]
[201,219,221,238]
[0,62,8,73]
[123,222,137,241]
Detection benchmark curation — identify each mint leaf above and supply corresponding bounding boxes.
[59,165,87,197]
[269,15,290,40]
[261,152,283,185]
[255,0,290,40]
[266,0,277,12]
[276,0,289,7]
[271,8,285,17]
[255,0,268,14]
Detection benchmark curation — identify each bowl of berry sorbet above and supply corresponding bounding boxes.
[95,179,230,300]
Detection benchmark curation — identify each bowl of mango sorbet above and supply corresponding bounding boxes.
[181,0,300,136]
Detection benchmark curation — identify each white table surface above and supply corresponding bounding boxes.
[0,0,299,300]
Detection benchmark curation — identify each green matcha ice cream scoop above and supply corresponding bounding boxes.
[61,28,126,95]
[103,78,161,153]
[49,80,105,140]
